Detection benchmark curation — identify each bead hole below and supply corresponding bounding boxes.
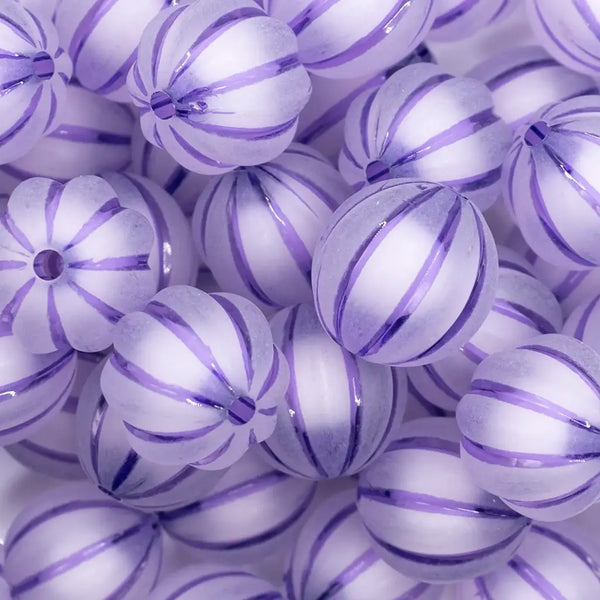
[524,121,550,147]
[228,396,256,426]
[33,249,64,281]
[32,51,54,80]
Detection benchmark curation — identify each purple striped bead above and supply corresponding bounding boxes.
[0,176,155,353]
[457,333,600,521]
[312,178,498,367]
[127,0,311,174]
[357,417,531,583]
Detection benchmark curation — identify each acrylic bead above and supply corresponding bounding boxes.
[265,0,436,80]
[101,285,289,470]
[3,483,162,600]
[159,449,317,563]
[312,178,498,367]
[457,333,600,521]
[0,335,76,446]
[503,95,600,269]
[128,0,312,174]
[77,361,225,512]
[0,0,72,164]
[192,144,350,312]
[357,417,531,583]
[259,303,402,479]
[407,247,563,413]
[0,176,155,354]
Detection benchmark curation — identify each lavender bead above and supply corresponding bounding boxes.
[357,417,531,583]
[407,247,563,413]
[128,0,312,175]
[101,285,289,470]
[259,304,403,479]
[0,0,72,164]
[265,0,436,80]
[457,333,600,521]
[0,335,76,446]
[340,63,512,210]
[0,176,155,354]
[3,483,162,600]
[312,178,498,367]
[468,45,597,132]
[192,144,350,312]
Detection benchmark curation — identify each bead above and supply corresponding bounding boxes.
[192,144,350,312]
[264,0,436,80]
[563,293,600,355]
[0,0,72,164]
[468,45,597,131]
[312,178,498,367]
[408,246,562,413]
[286,488,442,600]
[159,449,317,563]
[3,483,162,600]
[100,285,289,470]
[503,95,600,269]
[128,0,312,174]
[0,176,155,354]
[259,303,402,479]
[457,333,600,521]
[357,417,531,583]
[77,360,225,512]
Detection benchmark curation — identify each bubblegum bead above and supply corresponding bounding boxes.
[265,0,436,80]
[357,417,531,583]
[260,304,402,479]
[0,176,155,354]
[0,0,72,164]
[286,488,442,600]
[0,335,76,445]
[100,285,289,470]
[503,95,600,269]
[312,178,498,367]
[159,449,317,563]
[407,247,563,413]
[457,333,600,521]
[192,144,350,312]
[128,0,312,174]
[3,483,162,600]
[77,361,225,512]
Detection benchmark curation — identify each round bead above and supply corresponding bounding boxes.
[339,63,511,211]
[100,285,289,470]
[192,143,350,312]
[312,178,498,367]
[259,303,402,479]
[265,0,436,79]
[357,417,531,583]
[457,333,600,521]
[77,360,225,512]
[159,449,317,563]
[407,247,563,413]
[3,483,162,600]
[128,0,312,174]
[286,488,442,600]
[0,176,155,354]
[0,0,72,164]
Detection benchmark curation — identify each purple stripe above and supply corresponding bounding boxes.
[192,117,297,142]
[151,6,187,88]
[47,286,68,349]
[474,577,494,600]
[0,74,32,97]
[574,0,600,47]
[314,549,378,600]
[288,0,341,34]
[0,163,43,183]
[432,0,481,29]
[423,363,462,402]
[132,63,147,97]
[504,142,523,214]
[122,465,201,502]
[260,439,309,479]
[486,58,558,91]
[492,299,557,334]
[164,166,188,197]
[447,166,503,194]
[124,420,222,444]
[89,394,107,480]
[340,351,362,473]
[111,450,140,492]
[552,270,589,302]
[12,439,80,465]
[256,346,281,401]
[63,197,123,251]
[574,294,600,340]
[0,87,42,146]
[61,395,79,414]
[191,433,234,466]
[387,435,460,455]
[359,89,377,158]
[69,0,120,64]
[44,181,62,244]
[0,13,34,45]
[196,178,222,258]
[498,259,533,276]
[164,571,254,600]
[341,143,362,170]
[67,280,124,323]
[0,260,26,269]
[406,378,447,417]
[169,126,234,169]
[67,255,150,271]
[0,277,35,336]
[93,50,136,96]
[461,342,487,364]
[48,125,131,145]
[508,555,567,599]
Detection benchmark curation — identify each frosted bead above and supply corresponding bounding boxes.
[340,63,512,211]
[457,333,600,521]
[259,304,402,479]
[0,0,72,164]
[3,483,162,600]
[77,361,225,512]
[192,144,350,312]
[357,417,531,583]
[286,488,442,600]
[101,285,289,470]
[128,0,312,174]
[0,176,155,354]
[265,0,436,79]
[312,178,498,367]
